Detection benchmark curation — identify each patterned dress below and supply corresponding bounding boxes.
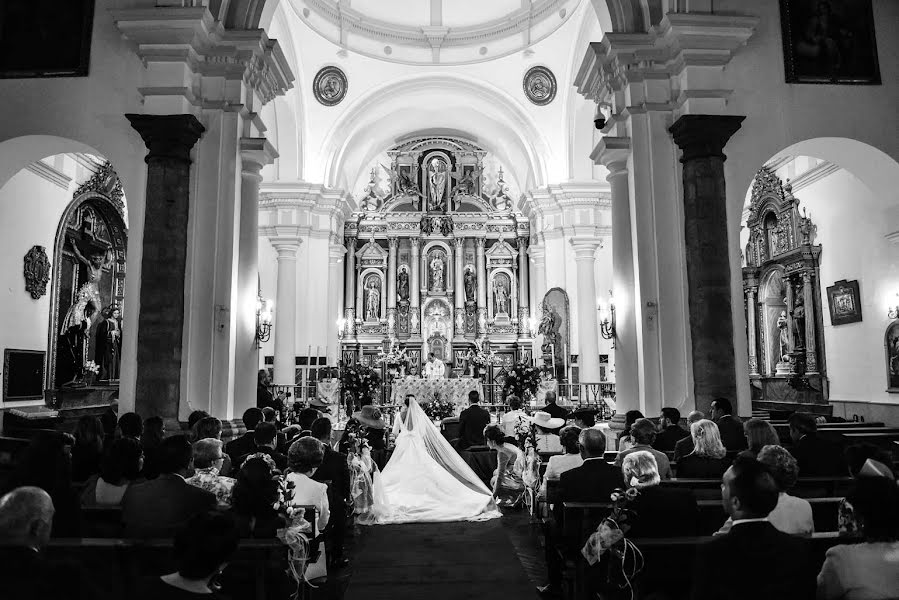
[186,467,235,508]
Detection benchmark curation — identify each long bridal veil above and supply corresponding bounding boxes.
[360,398,501,524]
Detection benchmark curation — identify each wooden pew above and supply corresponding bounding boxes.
[660,477,853,499]
[838,431,899,450]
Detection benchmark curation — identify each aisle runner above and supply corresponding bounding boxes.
[344,520,536,600]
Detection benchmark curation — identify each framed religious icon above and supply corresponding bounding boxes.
[779,0,881,84]
[826,279,862,325]
[885,322,899,392]
[0,0,95,78]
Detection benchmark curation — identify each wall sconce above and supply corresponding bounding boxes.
[889,293,899,320]
[598,292,616,340]
[255,295,273,348]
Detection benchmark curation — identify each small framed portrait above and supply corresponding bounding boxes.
[779,0,881,84]
[0,0,95,78]
[826,279,862,325]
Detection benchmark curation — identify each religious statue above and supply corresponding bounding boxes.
[427,158,447,212]
[463,267,476,303]
[96,305,122,381]
[791,293,806,350]
[493,277,509,314]
[397,267,410,301]
[365,278,380,320]
[777,310,790,361]
[430,254,445,292]
[450,168,477,209]
[538,301,561,355]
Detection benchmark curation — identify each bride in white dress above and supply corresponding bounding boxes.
[358,397,501,524]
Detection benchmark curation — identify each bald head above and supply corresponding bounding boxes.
[687,410,704,424]
[0,487,55,550]
[578,428,607,459]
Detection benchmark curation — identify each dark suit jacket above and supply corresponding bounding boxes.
[792,433,847,476]
[225,431,256,463]
[121,473,216,538]
[0,546,96,600]
[312,445,351,508]
[716,415,748,452]
[540,402,569,420]
[653,425,689,453]
[626,485,698,539]
[691,521,815,600]
[557,457,624,525]
[676,454,731,479]
[674,435,695,462]
[458,404,491,449]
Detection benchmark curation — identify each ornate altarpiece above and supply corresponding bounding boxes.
[340,136,532,384]
[742,167,828,412]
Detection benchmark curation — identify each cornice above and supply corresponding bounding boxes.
[25,160,72,191]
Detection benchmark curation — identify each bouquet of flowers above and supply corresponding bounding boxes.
[513,414,538,450]
[273,476,315,587]
[503,361,542,400]
[376,340,410,368]
[466,339,501,368]
[581,486,644,597]
[422,391,455,422]
[84,360,100,375]
[340,364,382,406]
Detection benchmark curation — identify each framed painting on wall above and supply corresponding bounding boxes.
[0,0,95,78]
[885,322,899,393]
[826,279,862,325]
[3,349,45,403]
[779,0,881,84]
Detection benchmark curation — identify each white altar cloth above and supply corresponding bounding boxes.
[390,377,484,411]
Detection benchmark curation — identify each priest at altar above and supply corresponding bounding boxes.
[423,353,446,380]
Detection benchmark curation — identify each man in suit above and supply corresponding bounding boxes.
[311,417,351,569]
[653,407,690,453]
[539,390,569,421]
[235,422,288,472]
[788,412,847,476]
[225,407,264,463]
[456,390,491,450]
[539,428,623,598]
[691,456,815,599]
[710,398,748,452]
[674,410,704,461]
[122,435,217,538]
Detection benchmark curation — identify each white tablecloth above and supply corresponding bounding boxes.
[390,377,484,412]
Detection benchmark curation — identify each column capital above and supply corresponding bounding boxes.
[452,237,465,249]
[240,137,278,175]
[387,236,399,249]
[528,244,545,260]
[569,237,604,259]
[475,238,486,250]
[272,241,301,259]
[669,115,745,162]
[126,113,205,162]
[517,236,529,250]
[591,136,631,179]
[410,236,421,249]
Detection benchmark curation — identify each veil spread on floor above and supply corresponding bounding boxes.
[358,398,501,524]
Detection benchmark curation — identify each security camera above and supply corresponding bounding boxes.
[594,114,606,130]
[594,103,611,130]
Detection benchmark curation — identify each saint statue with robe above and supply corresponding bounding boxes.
[464,268,476,303]
[493,278,509,314]
[428,158,447,212]
[430,254,445,292]
[365,279,380,320]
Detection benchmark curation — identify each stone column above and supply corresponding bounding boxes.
[669,114,744,414]
[125,114,204,427]
[529,243,546,306]
[517,238,530,332]
[344,236,357,334]
[387,237,398,337]
[235,138,277,417]
[328,239,346,365]
[272,239,301,384]
[746,286,760,376]
[571,239,603,382]
[802,272,818,374]
[454,237,465,336]
[410,237,420,334]
[476,238,487,334]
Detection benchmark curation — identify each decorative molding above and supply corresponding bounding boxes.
[23,246,51,300]
[523,65,557,106]
[73,160,127,222]
[25,160,72,190]
[784,161,841,194]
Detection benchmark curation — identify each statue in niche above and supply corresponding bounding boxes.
[791,292,806,350]
[451,168,478,209]
[425,303,448,340]
[397,266,409,301]
[96,305,122,381]
[430,253,445,292]
[365,277,381,321]
[427,158,448,212]
[493,276,509,314]
[777,310,790,361]
[464,266,476,303]
[538,300,561,354]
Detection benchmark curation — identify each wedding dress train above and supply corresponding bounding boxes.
[358,398,501,524]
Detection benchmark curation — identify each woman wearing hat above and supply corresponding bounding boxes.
[351,405,388,470]
[528,411,566,453]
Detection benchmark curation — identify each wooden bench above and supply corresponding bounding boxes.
[660,477,853,499]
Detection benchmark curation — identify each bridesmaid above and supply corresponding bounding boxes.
[484,424,525,507]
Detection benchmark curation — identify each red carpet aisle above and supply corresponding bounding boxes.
[344,518,539,599]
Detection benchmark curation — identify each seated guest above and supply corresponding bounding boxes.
[710,397,747,452]
[621,451,698,538]
[676,419,730,479]
[500,395,528,438]
[141,416,166,479]
[839,445,895,535]
[137,512,239,600]
[186,438,235,508]
[225,407,264,462]
[691,457,815,599]
[717,444,813,536]
[71,415,105,482]
[740,418,779,459]
[228,455,286,537]
[456,390,492,450]
[100,408,118,452]
[286,437,331,534]
[789,412,847,476]
[484,424,526,506]
[311,417,351,569]
[298,407,322,432]
[0,487,94,600]
[530,411,566,453]
[617,409,644,451]
[653,407,690,453]
[192,416,232,476]
[122,435,216,538]
[674,410,704,461]
[117,411,144,441]
[614,418,672,479]
[539,428,623,598]
[262,406,289,453]
[570,407,600,430]
[81,437,144,507]
[186,410,210,435]
[817,474,899,600]
[235,422,288,472]
[538,391,568,433]
[540,425,584,496]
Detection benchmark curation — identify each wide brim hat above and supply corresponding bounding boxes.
[527,411,565,429]
[352,405,386,429]
[568,407,599,421]
[308,396,332,411]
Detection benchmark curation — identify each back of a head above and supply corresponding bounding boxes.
[74,416,104,451]
[299,408,320,430]
[253,422,278,447]
[142,416,165,446]
[192,438,224,470]
[261,407,277,423]
[690,419,727,459]
[622,450,661,488]
[847,476,899,542]
[194,416,223,441]
[660,407,681,426]
[743,418,779,452]
[310,417,332,441]
[559,426,582,454]
[756,444,799,492]
[687,410,704,424]
[0,486,55,548]
[468,390,480,404]
[624,410,644,432]
[100,408,118,435]
[631,418,657,445]
[544,391,557,405]
[242,407,264,431]
[100,437,144,484]
[507,395,522,411]
[726,456,779,519]
[483,424,505,445]
[187,410,210,431]
[232,458,279,516]
[579,428,606,458]
[712,397,733,416]
[174,512,239,580]
[287,436,324,473]
[788,412,816,435]
[157,435,192,474]
[117,412,143,439]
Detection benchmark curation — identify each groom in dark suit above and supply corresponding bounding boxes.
[311,417,351,569]
[455,390,491,450]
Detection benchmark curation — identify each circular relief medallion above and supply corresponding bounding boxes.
[523,65,556,106]
[313,66,348,106]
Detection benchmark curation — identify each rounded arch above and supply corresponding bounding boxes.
[0,135,101,192]
[590,0,667,33]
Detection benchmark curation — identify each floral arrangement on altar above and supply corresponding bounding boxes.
[502,361,542,401]
[581,486,644,598]
[465,339,501,371]
[422,391,455,422]
[376,340,410,368]
[340,364,382,406]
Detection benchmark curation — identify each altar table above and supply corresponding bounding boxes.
[390,377,484,410]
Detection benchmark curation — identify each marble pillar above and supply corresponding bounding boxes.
[328,239,346,365]
[517,238,530,333]
[669,114,744,415]
[746,286,760,376]
[571,239,603,382]
[272,240,300,384]
[344,236,357,335]
[125,114,204,427]
[802,272,818,374]
[529,243,546,306]
[410,237,420,334]
[476,238,487,334]
[454,237,464,335]
[387,237,398,337]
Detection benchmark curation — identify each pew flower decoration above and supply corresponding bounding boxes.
[581,486,644,595]
[274,478,315,587]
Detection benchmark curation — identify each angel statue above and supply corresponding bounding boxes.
[450,168,478,210]
[427,158,448,212]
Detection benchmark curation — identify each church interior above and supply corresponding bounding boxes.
[0,0,898,599]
